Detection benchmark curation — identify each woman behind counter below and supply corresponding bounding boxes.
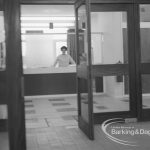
[53,46,75,67]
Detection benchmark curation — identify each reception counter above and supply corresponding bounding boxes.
[23,66,77,96]
[23,65,103,96]
[24,66,76,74]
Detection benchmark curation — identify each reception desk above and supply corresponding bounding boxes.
[24,66,103,96]
[23,66,77,96]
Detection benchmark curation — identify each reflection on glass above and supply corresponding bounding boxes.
[93,75,129,113]
[141,75,150,109]
[79,79,89,122]
[77,4,89,122]
[91,12,128,65]
[140,5,150,63]
[0,105,9,150]
[0,11,6,70]
[140,5,150,109]
[78,5,88,65]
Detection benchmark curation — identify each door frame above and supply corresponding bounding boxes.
[4,0,26,150]
[89,3,139,124]
[75,0,94,140]
[0,0,3,10]
[4,1,79,150]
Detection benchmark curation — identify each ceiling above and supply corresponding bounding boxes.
[21,5,75,34]
[21,5,75,16]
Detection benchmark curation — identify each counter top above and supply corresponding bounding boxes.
[23,65,76,74]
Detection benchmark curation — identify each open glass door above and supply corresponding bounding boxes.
[75,0,94,140]
[90,4,137,123]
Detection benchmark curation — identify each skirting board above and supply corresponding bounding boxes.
[24,92,104,100]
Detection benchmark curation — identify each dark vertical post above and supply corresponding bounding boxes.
[4,0,26,150]
[86,0,94,140]
[133,3,142,121]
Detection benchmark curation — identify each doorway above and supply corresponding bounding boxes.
[21,4,80,150]
[75,0,139,139]
[3,0,150,150]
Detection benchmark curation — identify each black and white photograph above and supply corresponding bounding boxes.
[0,0,150,150]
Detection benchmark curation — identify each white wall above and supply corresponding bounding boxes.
[0,12,5,43]
[0,12,7,119]
[22,34,67,68]
[91,13,103,64]
[91,12,125,97]
[0,13,6,66]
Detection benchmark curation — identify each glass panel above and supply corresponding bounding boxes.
[0,9,9,150]
[79,78,89,122]
[21,4,78,149]
[0,105,9,150]
[91,12,128,65]
[78,4,89,122]
[93,75,129,113]
[141,75,150,109]
[140,5,150,109]
[0,11,6,70]
[78,5,88,65]
[21,5,75,69]
[90,11,129,113]
[140,5,150,63]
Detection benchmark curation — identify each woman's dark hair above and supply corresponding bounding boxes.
[61,46,67,51]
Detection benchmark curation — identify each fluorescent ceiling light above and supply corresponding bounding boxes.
[21,23,48,27]
[21,28,68,34]
[21,16,75,21]
[54,23,74,27]
[21,23,74,27]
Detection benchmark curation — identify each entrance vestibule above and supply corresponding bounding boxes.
[1,0,150,150]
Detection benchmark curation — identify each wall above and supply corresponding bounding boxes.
[91,12,125,97]
[22,34,67,68]
[0,11,7,119]
[0,12,4,42]
[23,35,54,68]
[0,11,5,68]
[91,13,103,64]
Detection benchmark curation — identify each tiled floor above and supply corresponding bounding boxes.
[25,95,150,150]
[93,94,150,113]
[1,95,150,150]
[93,94,129,113]
[0,132,9,150]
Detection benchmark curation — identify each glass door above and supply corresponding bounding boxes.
[75,0,94,140]
[140,4,150,120]
[90,4,137,123]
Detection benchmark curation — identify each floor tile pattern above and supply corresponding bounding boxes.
[1,95,150,150]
